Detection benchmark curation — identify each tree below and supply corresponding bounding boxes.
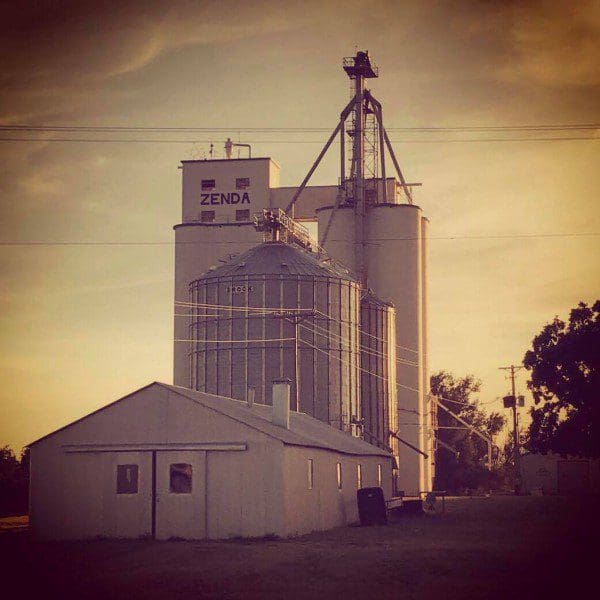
[0,445,29,516]
[524,300,600,457]
[430,371,506,494]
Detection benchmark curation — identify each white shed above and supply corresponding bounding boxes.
[29,382,393,540]
[520,452,600,495]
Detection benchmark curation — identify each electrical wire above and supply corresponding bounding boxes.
[1,123,597,132]
[2,232,597,247]
[175,301,316,314]
[298,337,423,412]
[434,395,476,407]
[178,314,425,417]
[313,308,419,355]
[175,300,421,360]
[298,317,419,366]
[174,337,295,343]
[175,305,419,366]
[296,320,418,367]
[0,136,596,144]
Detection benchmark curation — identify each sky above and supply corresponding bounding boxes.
[1,0,599,453]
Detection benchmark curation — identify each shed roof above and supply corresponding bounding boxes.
[162,383,389,457]
[29,382,391,458]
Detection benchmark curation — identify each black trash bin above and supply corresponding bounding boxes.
[357,487,387,526]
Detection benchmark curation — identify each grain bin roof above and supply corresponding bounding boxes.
[198,242,357,280]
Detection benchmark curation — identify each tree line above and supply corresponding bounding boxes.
[432,299,599,493]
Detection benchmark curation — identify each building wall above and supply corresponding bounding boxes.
[521,453,600,495]
[206,441,284,539]
[270,186,338,220]
[173,223,262,387]
[181,158,279,224]
[281,446,393,536]
[29,385,284,540]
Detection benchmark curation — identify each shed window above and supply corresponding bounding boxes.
[116,464,138,494]
[377,464,382,488]
[235,209,250,221]
[170,463,192,494]
[308,459,314,490]
[336,462,343,490]
[200,210,215,222]
[357,464,363,490]
[201,179,215,190]
[236,177,250,189]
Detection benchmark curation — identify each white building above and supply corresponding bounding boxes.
[29,381,393,540]
[520,452,600,495]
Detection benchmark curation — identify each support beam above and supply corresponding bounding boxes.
[390,430,429,458]
[432,397,495,470]
[382,125,413,204]
[284,95,357,215]
[367,94,388,204]
[319,187,343,248]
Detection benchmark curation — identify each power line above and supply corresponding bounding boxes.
[298,337,423,410]
[174,300,418,354]
[2,232,597,247]
[175,301,420,363]
[175,337,295,343]
[0,136,596,144]
[297,320,419,367]
[1,123,597,132]
[312,308,419,355]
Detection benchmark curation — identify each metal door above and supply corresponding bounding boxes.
[155,450,206,539]
[105,451,153,538]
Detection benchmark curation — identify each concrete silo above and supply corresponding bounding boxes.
[188,241,362,432]
[317,202,429,493]
[365,203,430,494]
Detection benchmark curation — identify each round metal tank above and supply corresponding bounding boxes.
[360,293,397,452]
[188,241,361,432]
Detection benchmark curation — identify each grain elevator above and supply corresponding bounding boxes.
[173,51,433,496]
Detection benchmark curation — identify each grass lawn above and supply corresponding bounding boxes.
[1,496,597,599]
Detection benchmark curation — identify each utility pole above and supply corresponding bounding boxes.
[499,364,523,494]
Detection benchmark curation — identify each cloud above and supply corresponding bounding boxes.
[0,1,294,90]
[501,0,600,87]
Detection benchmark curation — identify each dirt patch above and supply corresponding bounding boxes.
[1,496,597,599]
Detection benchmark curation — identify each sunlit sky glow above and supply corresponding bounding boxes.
[1,0,599,452]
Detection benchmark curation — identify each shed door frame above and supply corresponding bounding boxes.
[63,442,247,539]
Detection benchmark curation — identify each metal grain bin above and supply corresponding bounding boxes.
[360,293,397,451]
[188,241,361,432]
